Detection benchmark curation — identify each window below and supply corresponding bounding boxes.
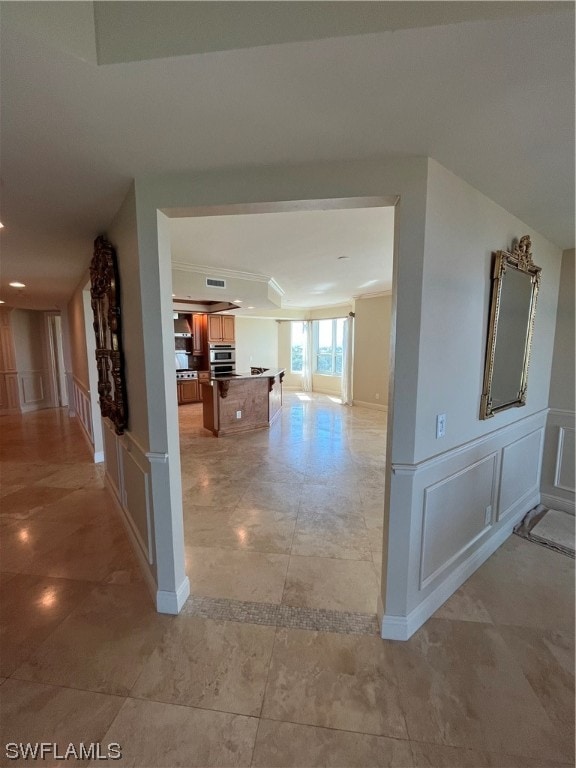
[290,321,305,373]
[314,318,344,376]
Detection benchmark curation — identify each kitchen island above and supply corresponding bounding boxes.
[201,369,285,437]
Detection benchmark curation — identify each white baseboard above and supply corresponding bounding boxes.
[20,403,50,413]
[540,492,575,515]
[157,577,191,615]
[381,503,529,641]
[353,400,388,412]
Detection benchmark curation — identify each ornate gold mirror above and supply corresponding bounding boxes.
[90,235,128,435]
[480,236,541,420]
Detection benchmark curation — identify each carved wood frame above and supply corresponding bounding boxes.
[89,235,128,435]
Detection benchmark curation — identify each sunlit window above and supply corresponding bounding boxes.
[291,321,305,373]
[314,319,344,376]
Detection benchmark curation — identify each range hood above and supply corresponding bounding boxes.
[174,317,191,335]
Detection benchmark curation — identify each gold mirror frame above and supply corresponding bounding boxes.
[480,235,541,420]
[89,235,128,435]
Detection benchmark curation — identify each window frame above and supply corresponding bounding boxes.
[313,318,344,377]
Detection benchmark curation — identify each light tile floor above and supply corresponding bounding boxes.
[0,402,573,767]
[181,392,385,614]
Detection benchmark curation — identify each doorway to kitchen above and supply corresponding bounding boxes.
[167,196,398,627]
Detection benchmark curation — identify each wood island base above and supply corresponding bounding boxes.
[201,369,284,437]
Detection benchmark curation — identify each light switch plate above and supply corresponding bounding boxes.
[436,413,446,439]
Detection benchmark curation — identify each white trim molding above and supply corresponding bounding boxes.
[381,507,526,640]
[70,376,103,463]
[103,418,189,616]
[540,408,575,515]
[157,577,191,615]
[380,409,547,640]
[554,426,575,491]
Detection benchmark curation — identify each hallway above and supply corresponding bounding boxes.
[180,392,386,617]
[0,408,574,767]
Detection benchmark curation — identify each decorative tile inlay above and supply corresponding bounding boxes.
[182,594,379,635]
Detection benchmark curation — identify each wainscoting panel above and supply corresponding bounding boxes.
[498,428,544,520]
[555,427,575,492]
[382,409,547,640]
[420,454,497,588]
[71,377,95,452]
[19,370,50,411]
[120,441,153,565]
[540,409,576,514]
[103,420,155,572]
[102,419,121,500]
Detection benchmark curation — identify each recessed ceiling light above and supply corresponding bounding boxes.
[9,281,25,288]
[247,306,255,310]
[233,299,243,304]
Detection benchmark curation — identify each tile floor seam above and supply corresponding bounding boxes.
[248,715,263,768]
[125,689,266,722]
[3,675,129,701]
[256,623,282,725]
[280,490,302,604]
[254,712,415,741]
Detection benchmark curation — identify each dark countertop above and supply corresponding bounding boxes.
[205,368,286,383]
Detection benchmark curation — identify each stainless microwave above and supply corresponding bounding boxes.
[209,346,235,364]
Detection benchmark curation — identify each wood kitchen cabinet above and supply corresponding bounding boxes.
[207,314,235,344]
[198,370,210,402]
[177,379,200,404]
[192,313,207,355]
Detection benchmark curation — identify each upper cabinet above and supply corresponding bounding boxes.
[207,314,235,344]
[192,313,207,355]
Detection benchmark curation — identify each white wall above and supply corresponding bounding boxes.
[106,189,189,613]
[415,159,561,462]
[548,249,575,412]
[129,155,427,625]
[234,317,278,372]
[65,274,104,462]
[353,294,391,409]
[381,159,563,639]
[540,248,575,513]
[113,154,563,639]
[11,309,53,412]
[66,277,90,391]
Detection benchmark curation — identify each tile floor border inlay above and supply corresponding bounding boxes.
[182,595,380,635]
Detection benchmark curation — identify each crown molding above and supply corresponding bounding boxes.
[171,261,285,296]
[353,290,392,300]
[172,262,268,283]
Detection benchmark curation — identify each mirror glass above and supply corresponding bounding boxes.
[480,236,541,419]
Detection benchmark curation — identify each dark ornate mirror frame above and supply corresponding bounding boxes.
[89,235,128,435]
[480,235,541,420]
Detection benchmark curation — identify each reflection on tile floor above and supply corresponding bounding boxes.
[0,402,574,767]
[180,392,386,612]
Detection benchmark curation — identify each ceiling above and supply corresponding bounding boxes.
[169,206,395,310]
[0,2,573,311]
